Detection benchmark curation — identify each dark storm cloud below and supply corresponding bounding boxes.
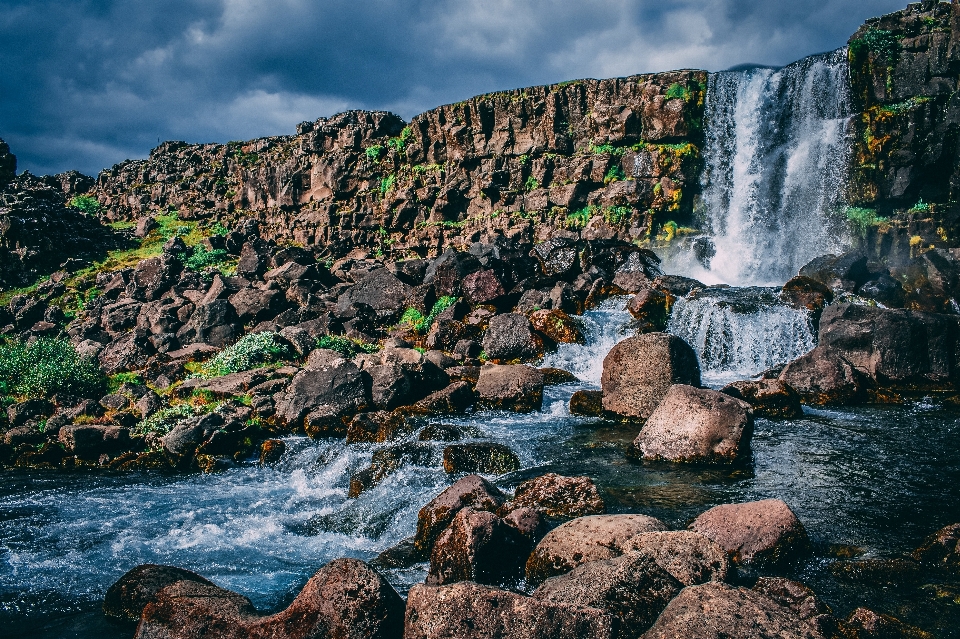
[0,0,909,176]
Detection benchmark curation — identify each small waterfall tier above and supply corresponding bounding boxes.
[667,287,816,385]
[666,48,853,286]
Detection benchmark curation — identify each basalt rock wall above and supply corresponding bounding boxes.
[92,72,707,260]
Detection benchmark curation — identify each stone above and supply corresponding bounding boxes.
[424,249,482,297]
[413,474,507,559]
[345,410,409,444]
[259,439,286,465]
[634,385,754,464]
[643,582,826,639]
[408,381,476,415]
[58,424,132,459]
[912,522,960,570]
[620,531,729,586]
[601,333,701,419]
[481,313,544,362]
[274,353,369,430]
[418,423,466,441]
[228,287,285,323]
[780,275,834,316]
[539,367,578,385]
[844,607,933,639]
[499,473,605,520]
[569,389,604,416]
[532,237,580,278]
[103,564,215,621]
[404,581,616,639]
[338,268,414,320]
[349,442,435,497]
[526,514,668,585]
[720,379,803,419]
[528,309,585,344]
[426,319,481,352]
[426,507,530,586]
[799,252,870,291]
[753,577,840,637]
[502,507,548,545]
[689,499,810,567]
[7,399,53,427]
[357,347,449,410]
[779,345,867,405]
[532,551,682,638]
[462,269,506,305]
[475,364,544,412]
[161,413,224,462]
[442,443,521,475]
[625,288,668,332]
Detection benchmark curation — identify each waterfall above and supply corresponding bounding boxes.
[667,287,816,386]
[664,49,853,286]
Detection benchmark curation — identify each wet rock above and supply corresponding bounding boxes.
[533,551,682,639]
[780,275,834,317]
[404,581,616,639]
[481,313,545,362]
[442,443,520,475]
[844,607,933,639]
[502,506,549,545]
[407,381,476,416]
[475,364,544,412]
[3,424,45,447]
[372,537,419,570]
[621,530,729,586]
[418,423,465,441]
[103,564,215,621]
[634,385,754,464]
[569,389,604,416]
[528,309,585,344]
[539,367,578,385]
[643,582,826,639]
[526,514,668,585]
[274,351,369,430]
[720,379,803,419]
[349,442,434,497]
[532,237,580,278]
[800,252,870,292]
[414,474,507,559]
[753,577,840,637]
[259,439,286,465]
[829,558,930,586]
[626,288,669,332]
[345,410,409,444]
[913,522,960,570]
[779,345,867,405]
[424,249,482,297]
[859,275,906,308]
[58,424,132,460]
[601,333,701,419]
[7,399,53,427]
[689,499,810,567]
[426,507,530,586]
[357,347,449,410]
[160,413,225,462]
[499,473,605,520]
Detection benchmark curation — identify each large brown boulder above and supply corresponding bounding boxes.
[643,582,826,639]
[620,531,729,586]
[357,347,449,410]
[625,288,668,333]
[413,475,507,559]
[912,522,960,570]
[404,581,617,639]
[103,564,215,621]
[475,364,544,412]
[442,443,520,475]
[779,345,867,406]
[135,558,404,639]
[601,333,700,419]
[780,276,834,317]
[528,309,585,344]
[337,268,414,321]
[525,514,668,585]
[499,473,605,520]
[689,499,810,567]
[532,552,681,639]
[720,379,803,419]
[426,507,530,586]
[274,349,369,430]
[753,577,840,638]
[58,424,132,460]
[633,385,753,464]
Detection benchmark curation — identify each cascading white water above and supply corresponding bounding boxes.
[663,49,853,286]
[667,287,815,386]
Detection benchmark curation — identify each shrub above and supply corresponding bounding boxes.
[566,206,596,229]
[665,83,691,102]
[604,206,631,225]
[366,145,385,161]
[315,335,380,358]
[399,296,458,334]
[380,173,397,195]
[604,165,625,184]
[182,245,229,271]
[525,175,540,191]
[68,195,100,214]
[133,404,198,437]
[195,332,293,378]
[0,338,105,399]
[909,198,930,214]
[846,207,888,238]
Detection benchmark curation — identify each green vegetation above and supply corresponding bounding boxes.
[604,165,625,184]
[566,205,596,229]
[181,245,230,272]
[380,173,397,196]
[69,195,101,214]
[656,220,697,243]
[108,372,144,393]
[525,175,540,191]
[846,206,889,238]
[133,404,200,437]
[0,338,105,399]
[589,143,625,157]
[387,127,414,154]
[315,335,380,358]
[850,28,901,63]
[910,198,931,214]
[366,145,385,161]
[603,206,631,225]
[877,96,930,116]
[399,296,459,334]
[665,83,691,102]
[193,332,293,379]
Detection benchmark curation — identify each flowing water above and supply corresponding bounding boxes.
[662,48,854,286]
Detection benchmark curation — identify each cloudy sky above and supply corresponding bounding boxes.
[1,0,908,177]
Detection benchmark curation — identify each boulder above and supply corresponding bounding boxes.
[426,507,530,586]
[625,288,669,332]
[58,424,132,459]
[799,251,870,291]
[7,399,53,427]
[634,385,753,464]
[620,531,730,586]
[161,413,225,462]
[228,287,285,324]
[720,379,802,419]
[499,473,605,520]
[349,442,435,497]
[475,364,544,412]
[481,313,544,362]
[274,351,369,430]
[408,381,476,416]
[569,389,604,416]
[780,275,834,315]
[413,474,506,559]
[462,269,506,305]
[345,411,410,444]
[532,552,682,639]
[912,522,960,570]
[753,577,840,637]
[689,499,810,567]
[532,237,580,278]
[357,347,449,410]
[180,299,240,347]
[844,607,933,639]
[404,582,616,639]
[442,443,521,475]
[526,514,668,585]
[643,582,826,639]
[424,248,482,297]
[779,345,867,405]
[259,439,286,465]
[418,422,467,442]
[528,309,585,344]
[601,333,700,419]
[103,564,215,621]
[338,268,413,320]
[539,367,578,385]
[426,319,481,352]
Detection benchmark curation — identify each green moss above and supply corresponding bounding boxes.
[525,175,540,191]
[846,206,889,238]
[566,205,596,229]
[108,372,144,393]
[315,335,380,358]
[398,296,459,334]
[380,173,397,196]
[603,206,631,225]
[603,165,625,185]
[68,195,100,214]
[910,198,931,214]
[665,83,691,102]
[589,143,625,156]
[366,145,385,161]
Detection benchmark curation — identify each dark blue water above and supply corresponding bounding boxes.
[2,302,959,638]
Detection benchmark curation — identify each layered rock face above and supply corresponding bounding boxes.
[91,73,707,259]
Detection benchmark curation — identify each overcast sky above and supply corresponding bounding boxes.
[1,0,910,177]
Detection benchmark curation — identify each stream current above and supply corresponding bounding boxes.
[2,299,960,638]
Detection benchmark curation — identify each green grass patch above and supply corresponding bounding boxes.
[0,337,105,399]
[192,332,293,379]
[68,195,100,214]
[366,145,385,161]
[398,296,458,334]
[108,372,144,394]
[566,205,597,229]
[603,206,631,225]
[315,335,380,358]
[846,207,889,238]
[665,83,691,101]
[525,175,540,191]
[380,173,397,196]
[604,165,625,184]
[589,143,625,156]
[182,245,230,271]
